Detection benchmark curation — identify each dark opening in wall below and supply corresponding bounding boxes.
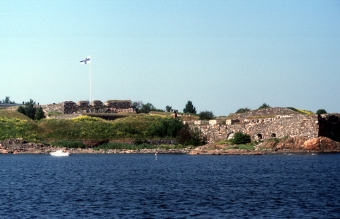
[256,134,263,139]
[318,114,340,142]
[271,133,276,138]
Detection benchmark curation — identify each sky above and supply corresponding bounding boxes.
[1,0,340,116]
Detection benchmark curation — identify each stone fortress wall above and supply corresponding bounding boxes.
[42,100,134,115]
[41,102,340,143]
[187,107,339,143]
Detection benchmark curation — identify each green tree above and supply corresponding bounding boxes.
[17,106,25,114]
[183,101,196,114]
[23,99,36,120]
[258,103,270,109]
[132,101,143,110]
[35,106,46,120]
[139,103,156,113]
[316,109,327,114]
[2,96,15,104]
[148,118,183,138]
[231,132,251,144]
[177,125,206,146]
[236,108,251,113]
[198,110,214,120]
[17,99,45,120]
[133,101,163,113]
[165,105,172,112]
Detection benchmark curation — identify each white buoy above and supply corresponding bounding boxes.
[155,152,158,160]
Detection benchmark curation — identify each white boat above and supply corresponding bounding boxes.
[50,150,70,156]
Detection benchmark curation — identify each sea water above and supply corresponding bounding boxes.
[0,153,339,218]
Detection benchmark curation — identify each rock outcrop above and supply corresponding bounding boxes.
[302,137,340,152]
[0,138,188,154]
[189,136,340,155]
[258,136,340,152]
[1,137,339,155]
[0,138,52,154]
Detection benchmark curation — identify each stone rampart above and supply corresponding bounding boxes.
[190,108,319,143]
[42,100,134,115]
[105,100,132,109]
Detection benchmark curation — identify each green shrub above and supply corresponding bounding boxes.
[231,132,251,144]
[133,137,148,145]
[0,110,38,141]
[198,111,214,120]
[177,125,206,146]
[147,118,183,138]
[52,140,87,149]
[17,99,45,120]
[35,107,45,120]
[183,101,197,114]
[96,142,156,150]
[236,108,251,113]
[316,109,327,114]
[258,103,270,109]
[48,111,62,117]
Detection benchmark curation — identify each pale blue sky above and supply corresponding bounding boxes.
[1,0,339,116]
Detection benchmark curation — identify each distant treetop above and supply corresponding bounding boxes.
[316,109,327,114]
[198,110,214,120]
[183,101,196,114]
[1,96,15,104]
[258,103,270,109]
[236,108,251,113]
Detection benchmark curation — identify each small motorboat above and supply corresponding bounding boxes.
[50,150,70,157]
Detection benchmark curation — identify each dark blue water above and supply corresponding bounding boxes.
[0,154,339,218]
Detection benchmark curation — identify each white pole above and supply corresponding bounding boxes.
[90,55,92,103]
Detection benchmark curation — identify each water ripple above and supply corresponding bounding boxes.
[0,154,339,218]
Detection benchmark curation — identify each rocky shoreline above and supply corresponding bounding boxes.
[1,136,340,155]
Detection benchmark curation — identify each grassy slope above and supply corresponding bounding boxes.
[37,115,175,140]
[0,110,177,142]
[0,106,315,143]
[0,110,38,140]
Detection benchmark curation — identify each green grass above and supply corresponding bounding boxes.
[229,144,255,150]
[94,142,187,150]
[50,140,87,148]
[0,110,38,140]
[47,111,62,117]
[287,107,314,115]
[95,142,156,150]
[0,110,35,122]
[215,139,256,150]
[0,110,186,144]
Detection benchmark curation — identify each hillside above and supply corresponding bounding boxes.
[0,109,188,144]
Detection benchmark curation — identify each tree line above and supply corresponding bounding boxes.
[17,99,45,120]
[132,100,215,120]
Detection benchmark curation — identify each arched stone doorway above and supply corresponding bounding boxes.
[254,133,263,140]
